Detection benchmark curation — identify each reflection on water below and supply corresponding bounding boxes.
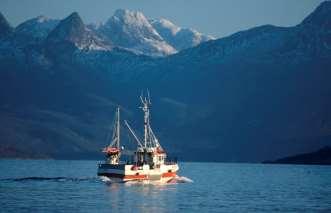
[104,178,180,213]
[102,175,192,213]
[100,175,193,185]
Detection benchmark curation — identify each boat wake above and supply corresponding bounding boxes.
[0,177,98,182]
[0,175,193,186]
[99,176,112,183]
[168,176,193,184]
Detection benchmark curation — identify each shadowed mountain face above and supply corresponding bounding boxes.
[0,12,13,38]
[45,12,111,59]
[46,12,86,45]
[302,1,331,28]
[0,2,331,161]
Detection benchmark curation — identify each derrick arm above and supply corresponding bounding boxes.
[124,120,144,148]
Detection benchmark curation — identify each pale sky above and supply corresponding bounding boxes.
[0,0,325,38]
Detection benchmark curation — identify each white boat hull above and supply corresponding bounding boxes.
[97,163,179,183]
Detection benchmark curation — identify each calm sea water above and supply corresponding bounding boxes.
[0,160,331,212]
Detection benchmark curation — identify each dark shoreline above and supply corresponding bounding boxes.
[262,146,331,166]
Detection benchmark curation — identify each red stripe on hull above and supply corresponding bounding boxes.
[161,172,177,178]
[98,173,147,180]
[124,174,148,180]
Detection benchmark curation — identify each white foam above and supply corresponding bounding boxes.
[168,175,193,184]
[99,176,111,183]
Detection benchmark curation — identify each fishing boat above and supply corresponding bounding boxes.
[97,94,179,183]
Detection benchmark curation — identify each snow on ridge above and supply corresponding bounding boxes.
[7,9,214,57]
[84,9,214,56]
[150,17,214,51]
[150,18,181,35]
[109,9,164,41]
[99,9,176,56]
[113,9,150,27]
[35,15,52,23]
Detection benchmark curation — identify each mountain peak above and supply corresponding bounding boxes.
[97,9,213,56]
[46,12,111,54]
[111,9,153,30]
[301,1,331,27]
[113,9,145,22]
[0,12,13,38]
[101,9,176,56]
[62,12,84,30]
[110,9,155,31]
[46,12,85,44]
[67,12,81,21]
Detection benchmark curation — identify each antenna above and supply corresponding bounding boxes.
[139,89,152,105]
[147,89,151,104]
[140,90,145,104]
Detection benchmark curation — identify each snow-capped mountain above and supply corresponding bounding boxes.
[151,18,214,50]
[97,9,214,56]
[0,10,213,57]
[99,9,176,57]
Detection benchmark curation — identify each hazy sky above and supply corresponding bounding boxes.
[0,0,325,38]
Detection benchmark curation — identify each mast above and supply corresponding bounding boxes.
[103,107,121,164]
[116,107,120,149]
[108,106,120,149]
[140,92,151,148]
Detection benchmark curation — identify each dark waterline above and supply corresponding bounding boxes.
[0,160,331,212]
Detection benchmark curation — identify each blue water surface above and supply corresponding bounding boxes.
[0,160,331,212]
